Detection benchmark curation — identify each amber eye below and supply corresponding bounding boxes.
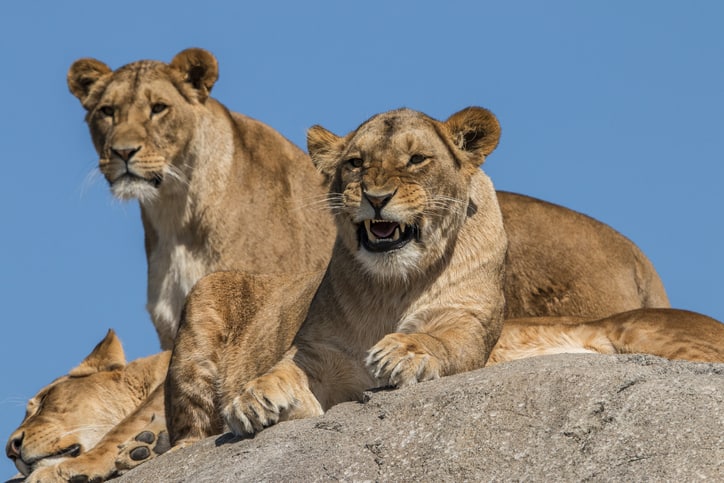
[346,158,363,169]
[409,154,427,165]
[99,106,115,117]
[151,103,168,115]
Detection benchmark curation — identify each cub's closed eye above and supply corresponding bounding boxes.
[151,103,168,114]
[99,106,114,117]
[409,154,427,165]
[346,158,363,168]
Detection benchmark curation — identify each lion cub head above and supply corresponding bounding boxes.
[67,48,219,202]
[307,107,501,280]
[5,331,155,476]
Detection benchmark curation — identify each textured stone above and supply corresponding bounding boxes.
[117,354,724,482]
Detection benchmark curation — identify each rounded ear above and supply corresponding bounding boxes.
[170,48,219,102]
[68,329,126,377]
[444,107,501,166]
[67,58,112,106]
[307,124,344,181]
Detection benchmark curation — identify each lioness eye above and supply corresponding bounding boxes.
[346,158,363,169]
[151,103,168,114]
[409,154,427,165]
[99,106,115,117]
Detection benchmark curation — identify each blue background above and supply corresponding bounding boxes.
[1,1,722,477]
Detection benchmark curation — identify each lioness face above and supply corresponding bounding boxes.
[86,68,199,202]
[308,108,500,280]
[6,372,135,476]
[68,49,219,203]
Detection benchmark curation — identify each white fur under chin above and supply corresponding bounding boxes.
[110,178,159,204]
[355,245,424,283]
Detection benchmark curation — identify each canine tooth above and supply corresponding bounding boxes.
[390,226,399,241]
[364,220,377,241]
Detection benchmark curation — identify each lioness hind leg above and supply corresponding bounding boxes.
[222,350,323,436]
[115,413,171,473]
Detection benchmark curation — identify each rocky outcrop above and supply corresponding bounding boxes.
[118,354,723,482]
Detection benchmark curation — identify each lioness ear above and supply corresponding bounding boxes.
[444,107,501,166]
[307,124,344,181]
[170,48,219,102]
[69,329,126,377]
[67,58,112,106]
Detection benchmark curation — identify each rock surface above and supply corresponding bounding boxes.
[116,354,723,482]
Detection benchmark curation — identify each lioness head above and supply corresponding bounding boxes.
[5,331,136,476]
[67,48,219,202]
[307,107,501,280]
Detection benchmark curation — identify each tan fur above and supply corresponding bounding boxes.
[5,331,169,482]
[67,48,335,350]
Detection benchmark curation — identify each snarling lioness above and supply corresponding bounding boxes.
[67,48,335,350]
[165,108,718,445]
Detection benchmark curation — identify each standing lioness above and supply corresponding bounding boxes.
[67,48,335,349]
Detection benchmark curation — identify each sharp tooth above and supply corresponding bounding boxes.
[400,223,406,233]
[391,226,401,241]
[364,220,377,241]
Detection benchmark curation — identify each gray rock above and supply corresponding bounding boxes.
[118,354,724,482]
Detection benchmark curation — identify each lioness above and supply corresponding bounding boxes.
[163,108,691,446]
[8,307,721,482]
[67,48,335,350]
[69,48,668,351]
[5,330,169,482]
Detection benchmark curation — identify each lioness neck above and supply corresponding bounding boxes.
[141,100,237,349]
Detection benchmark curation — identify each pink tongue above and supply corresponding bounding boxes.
[371,222,398,238]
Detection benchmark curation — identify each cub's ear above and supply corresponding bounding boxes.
[69,329,126,377]
[67,58,112,107]
[444,107,501,166]
[170,48,219,102]
[307,124,345,181]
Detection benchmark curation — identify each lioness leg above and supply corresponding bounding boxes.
[367,307,503,388]
[488,308,724,365]
[167,270,323,445]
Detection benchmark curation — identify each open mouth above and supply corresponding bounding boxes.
[358,219,418,252]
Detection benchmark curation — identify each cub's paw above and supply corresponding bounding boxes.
[366,333,442,388]
[115,416,171,473]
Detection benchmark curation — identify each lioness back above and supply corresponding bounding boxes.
[68,48,335,349]
[499,191,669,317]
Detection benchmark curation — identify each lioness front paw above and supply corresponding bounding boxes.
[222,375,297,436]
[115,422,171,473]
[366,333,442,388]
[222,373,323,436]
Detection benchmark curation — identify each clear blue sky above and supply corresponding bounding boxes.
[1,1,722,477]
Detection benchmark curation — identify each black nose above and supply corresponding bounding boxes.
[6,433,23,460]
[111,146,141,162]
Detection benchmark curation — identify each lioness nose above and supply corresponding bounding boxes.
[363,190,395,210]
[111,146,141,162]
[6,432,23,460]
